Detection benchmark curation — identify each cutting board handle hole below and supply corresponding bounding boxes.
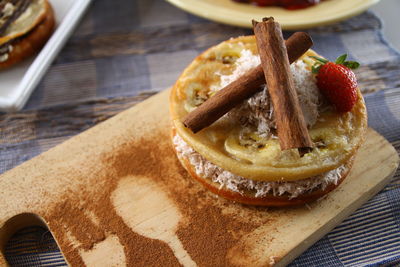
[1,213,66,265]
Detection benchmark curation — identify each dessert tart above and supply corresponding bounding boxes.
[170,35,367,206]
[0,0,55,70]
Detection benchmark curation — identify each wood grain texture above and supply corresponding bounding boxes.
[0,92,155,146]
[56,12,380,64]
[0,89,398,266]
[356,60,400,93]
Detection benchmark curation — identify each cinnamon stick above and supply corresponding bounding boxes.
[253,17,313,154]
[183,32,312,134]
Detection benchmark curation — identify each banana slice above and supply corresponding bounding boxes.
[214,43,242,64]
[224,130,281,165]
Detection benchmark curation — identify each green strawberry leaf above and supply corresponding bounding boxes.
[335,54,347,64]
[312,64,321,74]
[343,61,360,69]
[310,56,329,64]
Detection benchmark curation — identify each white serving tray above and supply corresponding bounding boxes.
[0,0,92,112]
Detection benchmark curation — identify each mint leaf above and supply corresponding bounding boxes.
[343,61,360,69]
[335,54,347,64]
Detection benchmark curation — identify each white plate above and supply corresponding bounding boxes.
[166,0,380,29]
[0,0,92,112]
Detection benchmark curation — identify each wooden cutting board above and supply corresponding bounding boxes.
[0,89,398,267]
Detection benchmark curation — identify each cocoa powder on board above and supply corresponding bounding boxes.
[45,128,267,266]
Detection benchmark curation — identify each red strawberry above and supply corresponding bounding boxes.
[312,54,360,112]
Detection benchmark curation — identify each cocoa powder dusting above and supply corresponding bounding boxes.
[176,203,258,267]
[49,200,106,251]
[44,127,268,266]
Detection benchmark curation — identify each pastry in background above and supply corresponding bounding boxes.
[0,0,55,70]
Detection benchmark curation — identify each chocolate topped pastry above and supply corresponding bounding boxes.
[0,0,54,69]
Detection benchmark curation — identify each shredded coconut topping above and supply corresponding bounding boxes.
[0,52,8,62]
[173,134,346,199]
[213,49,322,138]
[0,44,12,62]
[218,49,261,89]
[2,3,15,18]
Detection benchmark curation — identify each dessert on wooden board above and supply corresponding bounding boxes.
[0,0,55,70]
[0,17,398,267]
[170,17,367,206]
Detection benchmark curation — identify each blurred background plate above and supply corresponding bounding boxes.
[165,0,380,29]
[0,0,92,112]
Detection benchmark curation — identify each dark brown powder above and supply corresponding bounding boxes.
[44,127,267,266]
[48,200,106,251]
[176,204,257,267]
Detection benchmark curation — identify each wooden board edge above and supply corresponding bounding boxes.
[278,165,398,266]
[0,213,50,266]
[277,128,400,266]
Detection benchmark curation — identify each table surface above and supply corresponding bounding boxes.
[371,0,400,51]
[1,0,400,266]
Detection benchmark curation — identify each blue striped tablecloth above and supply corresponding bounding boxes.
[1,0,400,266]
